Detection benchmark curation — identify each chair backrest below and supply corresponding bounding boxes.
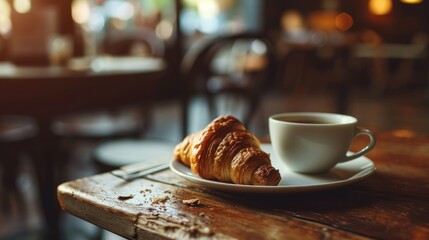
[181,32,277,130]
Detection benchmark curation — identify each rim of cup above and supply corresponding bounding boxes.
[269,112,357,126]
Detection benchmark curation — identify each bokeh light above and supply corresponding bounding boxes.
[105,0,135,21]
[369,0,393,15]
[155,19,173,40]
[400,0,423,4]
[335,12,353,31]
[72,0,91,24]
[281,10,305,31]
[0,0,12,35]
[13,0,32,14]
[197,0,220,18]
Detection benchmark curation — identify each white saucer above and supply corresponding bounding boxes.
[170,144,375,194]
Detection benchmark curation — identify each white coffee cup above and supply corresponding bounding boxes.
[269,112,376,173]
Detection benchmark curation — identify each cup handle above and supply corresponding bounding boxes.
[340,128,376,162]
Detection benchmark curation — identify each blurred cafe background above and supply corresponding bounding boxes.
[0,0,428,239]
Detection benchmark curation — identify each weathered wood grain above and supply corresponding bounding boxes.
[58,130,429,240]
[58,173,370,240]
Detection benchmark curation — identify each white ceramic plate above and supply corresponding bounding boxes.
[170,144,376,194]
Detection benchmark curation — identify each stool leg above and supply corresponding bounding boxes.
[0,147,11,214]
[32,132,60,239]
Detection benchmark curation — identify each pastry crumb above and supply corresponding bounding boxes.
[152,195,169,204]
[118,194,134,201]
[182,198,200,206]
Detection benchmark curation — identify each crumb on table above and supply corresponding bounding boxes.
[152,195,169,204]
[118,194,134,201]
[182,198,200,206]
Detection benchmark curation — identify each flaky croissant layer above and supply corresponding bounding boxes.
[174,115,281,186]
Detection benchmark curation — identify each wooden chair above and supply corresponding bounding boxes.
[181,32,277,135]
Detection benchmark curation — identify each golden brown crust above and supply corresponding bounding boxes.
[174,115,281,186]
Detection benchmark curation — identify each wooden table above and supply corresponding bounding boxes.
[0,57,168,120]
[57,130,429,240]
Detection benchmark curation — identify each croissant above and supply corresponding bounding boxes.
[174,115,281,186]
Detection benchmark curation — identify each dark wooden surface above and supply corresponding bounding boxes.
[0,59,167,120]
[57,130,429,240]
